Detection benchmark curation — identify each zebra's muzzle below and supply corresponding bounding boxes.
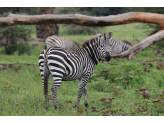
[105,52,111,62]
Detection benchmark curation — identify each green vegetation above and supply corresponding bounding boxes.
[0,7,37,55]
[0,23,164,116]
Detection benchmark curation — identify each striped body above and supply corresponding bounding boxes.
[109,38,133,55]
[39,32,112,109]
[45,35,79,50]
[39,48,94,82]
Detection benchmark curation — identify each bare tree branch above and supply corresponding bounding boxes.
[0,12,163,27]
[112,30,164,59]
[133,34,140,42]
[133,34,162,53]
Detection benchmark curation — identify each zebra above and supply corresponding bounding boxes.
[96,32,133,56]
[109,38,133,56]
[45,35,80,50]
[38,32,113,109]
[108,38,137,58]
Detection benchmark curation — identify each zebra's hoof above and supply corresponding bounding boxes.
[85,103,89,108]
[73,105,77,108]
[54,105,58,110]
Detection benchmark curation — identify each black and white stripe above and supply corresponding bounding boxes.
[39,35,80,83]
[38,32,113,109]
[107,38,133,56]
[45,35,79,50]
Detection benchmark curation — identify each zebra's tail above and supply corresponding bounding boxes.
[43,50,49,95]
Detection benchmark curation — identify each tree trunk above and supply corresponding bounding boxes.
[36,7,59,40]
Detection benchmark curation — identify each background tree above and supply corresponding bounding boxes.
[0,7,39,15]
[0,7,38,55]
[36,7,59,39]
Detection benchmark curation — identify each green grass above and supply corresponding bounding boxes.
[1,23,164,116]
[58,23,148,45]
[1,57,164,116]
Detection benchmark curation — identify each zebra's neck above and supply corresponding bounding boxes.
[82,41,101,65]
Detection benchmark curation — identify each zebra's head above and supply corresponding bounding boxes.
[96,31,112,62]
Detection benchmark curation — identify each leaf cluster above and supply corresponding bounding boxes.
[0,7,36,55]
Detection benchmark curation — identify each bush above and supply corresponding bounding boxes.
[90,62,149,89]
[5,43,33,55]
[104,62,148,88]
[90,77,110,92]
[0,25,33,55]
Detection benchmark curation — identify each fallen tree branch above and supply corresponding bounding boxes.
[112,30,164,59]
[0,12,164,27]
[133,34,162,55]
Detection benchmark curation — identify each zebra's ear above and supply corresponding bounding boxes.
[96,31,101,37]
[102,33,106,38]
[96,31,98,35]
[107,31,112,39]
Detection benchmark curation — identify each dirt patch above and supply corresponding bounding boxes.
[0,63,36,71]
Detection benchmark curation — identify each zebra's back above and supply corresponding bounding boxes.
[45,35,79,50]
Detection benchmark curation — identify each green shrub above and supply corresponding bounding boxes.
[90,77,110,92]
[104,62,148,88]
[91,62,149,89]
[0,25,33,55]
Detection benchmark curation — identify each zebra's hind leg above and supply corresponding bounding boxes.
[51,77,62,109]
[43,64,50,110]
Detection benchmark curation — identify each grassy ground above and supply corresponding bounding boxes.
[0,23,164,116]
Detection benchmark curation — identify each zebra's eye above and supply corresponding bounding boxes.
[101,44,103,48]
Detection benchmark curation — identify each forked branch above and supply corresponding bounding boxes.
[112,30,164,59]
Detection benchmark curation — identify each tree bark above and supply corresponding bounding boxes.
[2,12,164,28]
[36,7,59,39]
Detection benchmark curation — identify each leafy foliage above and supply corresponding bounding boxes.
[0,7,38,15]
[91,62,148,89]
[0,7,36,55]
[0,25,33,55]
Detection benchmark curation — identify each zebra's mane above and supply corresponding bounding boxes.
[82,33,105,47]
[123,40,133,46]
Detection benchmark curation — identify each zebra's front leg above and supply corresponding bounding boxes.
[75,77,89,107]
[84,86,89,107]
